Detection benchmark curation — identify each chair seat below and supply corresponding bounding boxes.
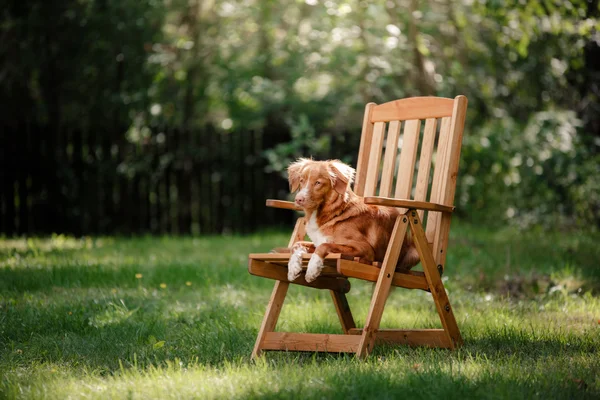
[248,253,429,292]
[249,252,376,268]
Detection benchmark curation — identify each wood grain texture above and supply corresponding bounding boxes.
[357,216,408,358]
[337,259,429,291]
[379,120,401,197]
[409,211,463,349]
[414,118,438,220]
[394,119,421,213]
[266,199,303,211]
[354,102,376,196]
[330,291,356,334]
[363,197,454,213]
[426,116,451,244]
[251,280,289,359]
[433,95,468,268]
[248,259,350,292]
[251,215,309,359]
[250,253,351,262]
[363,121,386,197]
[262,332,361,353]
[438,95,468,207]
[371,97,454,122]
[348,328,451,348]
[288,217,307,248]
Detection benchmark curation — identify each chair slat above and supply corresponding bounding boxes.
[363,121,386,197]
[414,118,437,221]
[439,96,468,207]
[433,96,468,268]
[354,102,376,196]
[394,119,421,204]
[379,120,401,197]
[371,97,454,122]
[425,116,451,243]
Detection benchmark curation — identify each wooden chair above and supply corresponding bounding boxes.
[248,96,468,359]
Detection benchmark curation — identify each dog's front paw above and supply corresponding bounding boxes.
[287,249,306,281]
[305,254,324,283]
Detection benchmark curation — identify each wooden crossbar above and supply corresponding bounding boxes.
[363,197,454,213]
[337,259,429,291]
[265,199,302,211]
[371,97,455,122]
[262,330,450,352]
[262,332,361,352]
[348,329,451,348]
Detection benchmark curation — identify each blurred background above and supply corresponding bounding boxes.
[0,0,598,236]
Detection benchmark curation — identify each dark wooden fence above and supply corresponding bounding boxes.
[0,124,357,236]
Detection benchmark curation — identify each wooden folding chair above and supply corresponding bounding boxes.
[248,95,468,359]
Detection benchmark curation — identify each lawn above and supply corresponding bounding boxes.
[1,222,599,399]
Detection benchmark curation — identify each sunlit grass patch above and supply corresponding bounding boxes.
[1,225,599,399]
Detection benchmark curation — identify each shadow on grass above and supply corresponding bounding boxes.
[0,261,258,294]
[262,332,598,366]
[448,228,600,294]
[249,364,595,400]
[256,330,599,398]
[0,293,257,371]
[2,288,598,400]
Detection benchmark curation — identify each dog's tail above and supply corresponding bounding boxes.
[398,246,420,271]
[396,230,420,271]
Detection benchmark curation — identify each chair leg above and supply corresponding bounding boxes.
[330,290,356,334]
[408,210,463,348]
[288,217,307,247]
[251,280,289,360]
[356,215,409,358]
[251,217,305,360]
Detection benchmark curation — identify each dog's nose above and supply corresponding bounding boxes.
[295,195,305,205]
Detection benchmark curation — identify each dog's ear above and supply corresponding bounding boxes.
[328,161,355,195]
[329,160,355,185]
[287,158,311,192]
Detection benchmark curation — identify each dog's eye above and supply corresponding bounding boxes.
[315,181,321,186]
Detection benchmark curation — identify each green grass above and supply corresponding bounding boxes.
[1,223,599,399]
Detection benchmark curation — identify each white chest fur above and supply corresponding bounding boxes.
[305,213,330,247]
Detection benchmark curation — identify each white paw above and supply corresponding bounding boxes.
[287,248,306,281]
[305,254,324,283]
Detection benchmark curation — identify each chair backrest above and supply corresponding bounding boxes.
[353,96,468,270]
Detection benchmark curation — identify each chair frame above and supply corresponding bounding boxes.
[248,95,468,359]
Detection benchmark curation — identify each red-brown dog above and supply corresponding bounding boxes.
[286,158,420,282]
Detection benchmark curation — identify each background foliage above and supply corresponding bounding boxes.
[1,0,599,233]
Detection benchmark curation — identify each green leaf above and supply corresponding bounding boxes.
[153,340,166,349]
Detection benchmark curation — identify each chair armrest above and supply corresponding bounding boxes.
[363,196,454,213]
[266,199,303,211]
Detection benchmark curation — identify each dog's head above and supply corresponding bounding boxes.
[287,158,355,211]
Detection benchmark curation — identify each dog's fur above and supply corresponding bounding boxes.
[284,158,420,282]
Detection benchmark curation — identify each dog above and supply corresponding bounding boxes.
[285,158,420,282]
